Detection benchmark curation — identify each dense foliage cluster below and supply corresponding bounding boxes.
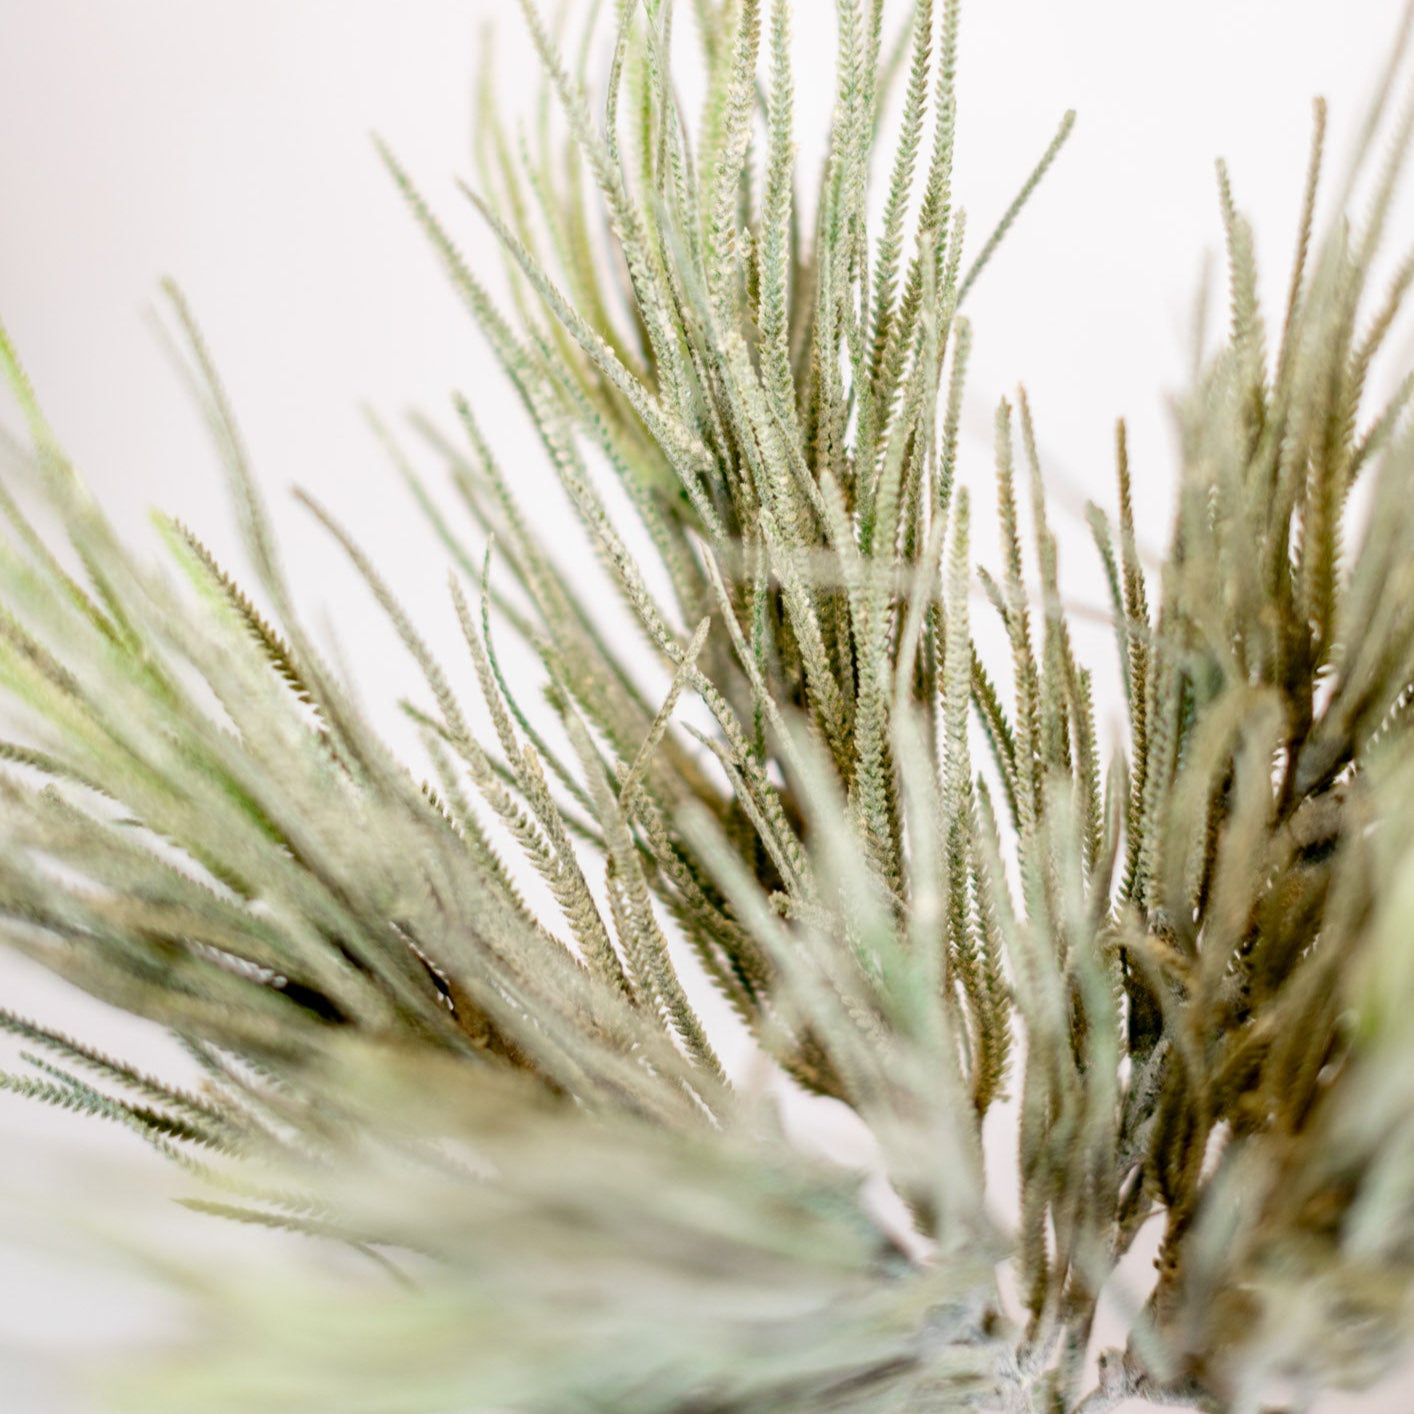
[2,2,1414,1410]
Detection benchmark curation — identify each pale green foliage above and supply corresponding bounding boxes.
[2,3,1414,1413]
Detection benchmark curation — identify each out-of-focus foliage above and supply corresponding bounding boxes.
[2,1,1414,1410]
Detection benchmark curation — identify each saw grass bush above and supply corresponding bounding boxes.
[2,2,1414,1410]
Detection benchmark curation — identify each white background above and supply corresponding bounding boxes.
[0,2,1411,1410]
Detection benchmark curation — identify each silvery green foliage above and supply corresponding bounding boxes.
[1,1,1414,1410]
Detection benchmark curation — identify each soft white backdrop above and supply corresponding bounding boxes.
[0,2,1411,1410]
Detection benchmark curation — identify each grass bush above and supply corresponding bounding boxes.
[2,3,1414,1410]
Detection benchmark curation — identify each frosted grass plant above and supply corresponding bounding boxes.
[2,2,1414,1410]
